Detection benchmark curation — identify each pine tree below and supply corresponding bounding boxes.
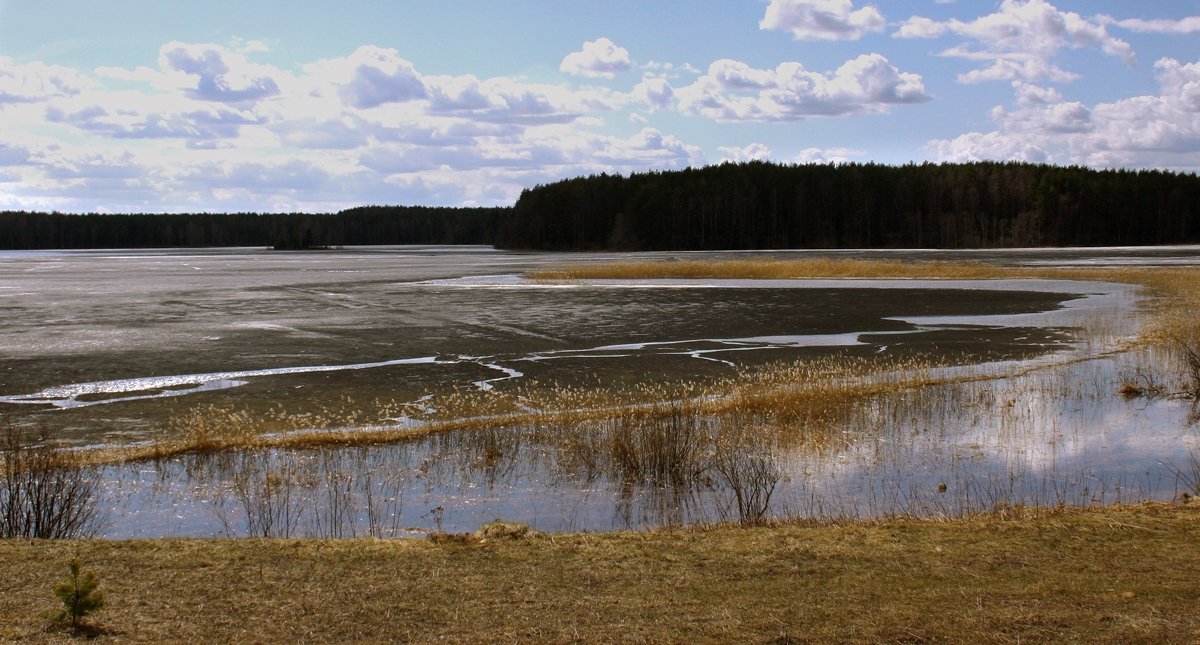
[53,558,104,632]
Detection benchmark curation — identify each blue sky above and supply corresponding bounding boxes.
[0,0,1197,212]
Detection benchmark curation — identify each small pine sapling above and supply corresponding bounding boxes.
[53,558,104,632]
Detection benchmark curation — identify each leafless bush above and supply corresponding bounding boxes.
[712,433,781,525]
[1179,338,1200,399]
[1165,449,1200,500]
[1,429,105,538]
[308,449,406,539]
[215,452,305,538]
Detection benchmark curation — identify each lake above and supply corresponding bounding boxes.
[2,245,1199,537]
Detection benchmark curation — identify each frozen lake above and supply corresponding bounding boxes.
[2,245,1200,537]
[6,245,1191,446]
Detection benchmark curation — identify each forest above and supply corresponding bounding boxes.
[2,162,1199,250]
[0,205,501,250]
[495,161,1200,250]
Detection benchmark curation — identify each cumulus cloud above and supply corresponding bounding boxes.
[897,0,1133,83]
[760,0,885,41]
[158,41,282,103]
[1012,81,1063,106]
[0,38,714,212]
[632,76,674,111]
[929,57,1200,170]
[794,147,864,164]
[0,57,90,103]
[927,131,1050,164]
[719,143,773,163]
[315,45,428,109]
[674,54,929,121]
[559,38,632,78]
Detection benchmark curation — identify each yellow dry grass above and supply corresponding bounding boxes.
[532,257,1016,281]
[1,503,1197,643]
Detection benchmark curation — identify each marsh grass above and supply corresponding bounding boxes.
[529,257,1013,281]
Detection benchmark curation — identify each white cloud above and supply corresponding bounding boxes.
[158,41,282,104]
[0,56,91,103]
[1110,16,1200,35]
[927,131,1050,163]
[955,57,1079,84]
[632,76,674,111]
[675,54,929,121]
[559,38,632,78]
[897,0,1133,83]
[794,147,863,164]
[0,39,713,212]
[641,61,701,78]
[760,0,885,41]
[719,143,773,162]
[318,45,428,109]
[44,91,262,143]
[894,16,947,39]
[929,57,1200,171]
[1012,81,1063,106]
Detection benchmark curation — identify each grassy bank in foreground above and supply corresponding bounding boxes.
[2,504,1198,643]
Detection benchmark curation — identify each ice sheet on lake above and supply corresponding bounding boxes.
[0,356,442,409]
[0,275,1140,411]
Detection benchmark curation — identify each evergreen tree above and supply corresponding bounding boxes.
[53,558,104,632]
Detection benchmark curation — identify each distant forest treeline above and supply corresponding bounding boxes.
[0,206,502,250]
[3,162,1199,251]
[496,162,1200,250]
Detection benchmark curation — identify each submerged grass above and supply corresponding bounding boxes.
[1,503,1197,643]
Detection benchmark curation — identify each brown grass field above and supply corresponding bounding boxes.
[1,504,1197,643]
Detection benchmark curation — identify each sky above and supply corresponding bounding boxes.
[0,0,1198,213]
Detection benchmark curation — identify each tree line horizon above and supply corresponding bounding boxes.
[3,161,1198,251]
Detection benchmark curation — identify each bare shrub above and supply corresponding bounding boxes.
[1,429,105,539]
[712,431,782,525]
[216,452,305,538]
[1179,339,1200,405]
[1165,449,1200,500]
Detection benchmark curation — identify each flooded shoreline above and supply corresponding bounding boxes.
[90,346,1198,538]
[1,246,1134,444]
[2,246,1199,538]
